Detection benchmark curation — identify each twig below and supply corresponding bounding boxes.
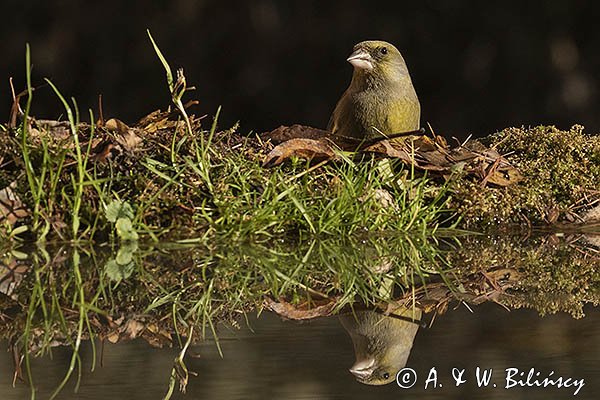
[98,94,105,126]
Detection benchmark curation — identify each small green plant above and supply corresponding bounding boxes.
[105,199,139,241]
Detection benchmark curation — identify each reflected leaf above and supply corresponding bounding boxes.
[105,242,138,282]
[265,297,339,320]
[0,255,29,298]
[116,241,138,265]
[115,217,139,241]
[105,259,135,282]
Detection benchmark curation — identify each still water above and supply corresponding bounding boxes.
[0,303,597,399]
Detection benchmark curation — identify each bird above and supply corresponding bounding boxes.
[340,308,421,385]
[327,40,421,141]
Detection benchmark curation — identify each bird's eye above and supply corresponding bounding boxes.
[379,47,388,55]
[383,372,390,380]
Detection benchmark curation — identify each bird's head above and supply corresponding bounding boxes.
[347,40,409,83]
[349,356,398,385]
[341,309,421,386]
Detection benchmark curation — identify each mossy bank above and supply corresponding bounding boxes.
[1,109,599,244]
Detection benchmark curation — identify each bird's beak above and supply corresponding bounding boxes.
[347,49,374,70]
[349,357,376,381]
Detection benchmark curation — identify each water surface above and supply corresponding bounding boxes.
[1,303,597,399]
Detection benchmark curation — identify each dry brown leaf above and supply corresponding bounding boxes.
[124,319,145,339]
[262,124,522,186]
[136,109,192,133]
[116,129,143,151]
[0,183,29,226]
[364,139,452,171]
[106,331,120,343]
[264,124,425,151]
[419,151,452,169]
[142,323,173,348]
[410,135,439,151]
[137,110,171,132]
[105,118,130,134]
[106,118,143,151]
[363,140,412,162]
[91,141,116,162]
[263,138,337,167]
[450,147,479,163]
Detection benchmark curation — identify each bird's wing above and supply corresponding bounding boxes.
[326,113,335,132]
[327,88,352,134]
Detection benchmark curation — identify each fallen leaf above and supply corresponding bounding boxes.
[137,109,168,127]
[419,150,452,169]
[264,124,425,151]
[363,140,413,162]
[410,135,439,151]
[0,183,29,225]
[143,323,173,348]
[91,141,115,162]
[263,138,337,167]
[106,118,143,151]
[105,118,129,134]
[124,319,145,339]
[107,331,120,343]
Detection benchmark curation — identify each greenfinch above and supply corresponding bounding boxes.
[328,40,421,140]
[340,308,421,385]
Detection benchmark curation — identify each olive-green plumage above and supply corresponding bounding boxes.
[340,309,421,385]
[328,40,420,139]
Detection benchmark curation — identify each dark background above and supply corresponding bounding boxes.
[2,0,599,139]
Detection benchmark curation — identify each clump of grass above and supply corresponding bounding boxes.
[3,45,109,243]
[206,149,451,239]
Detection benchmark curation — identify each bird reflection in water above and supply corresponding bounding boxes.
[340,308,421,385]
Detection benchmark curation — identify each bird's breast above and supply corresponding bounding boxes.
[351,88,420,138]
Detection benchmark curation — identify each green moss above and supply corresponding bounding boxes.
[450,125,600,227]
